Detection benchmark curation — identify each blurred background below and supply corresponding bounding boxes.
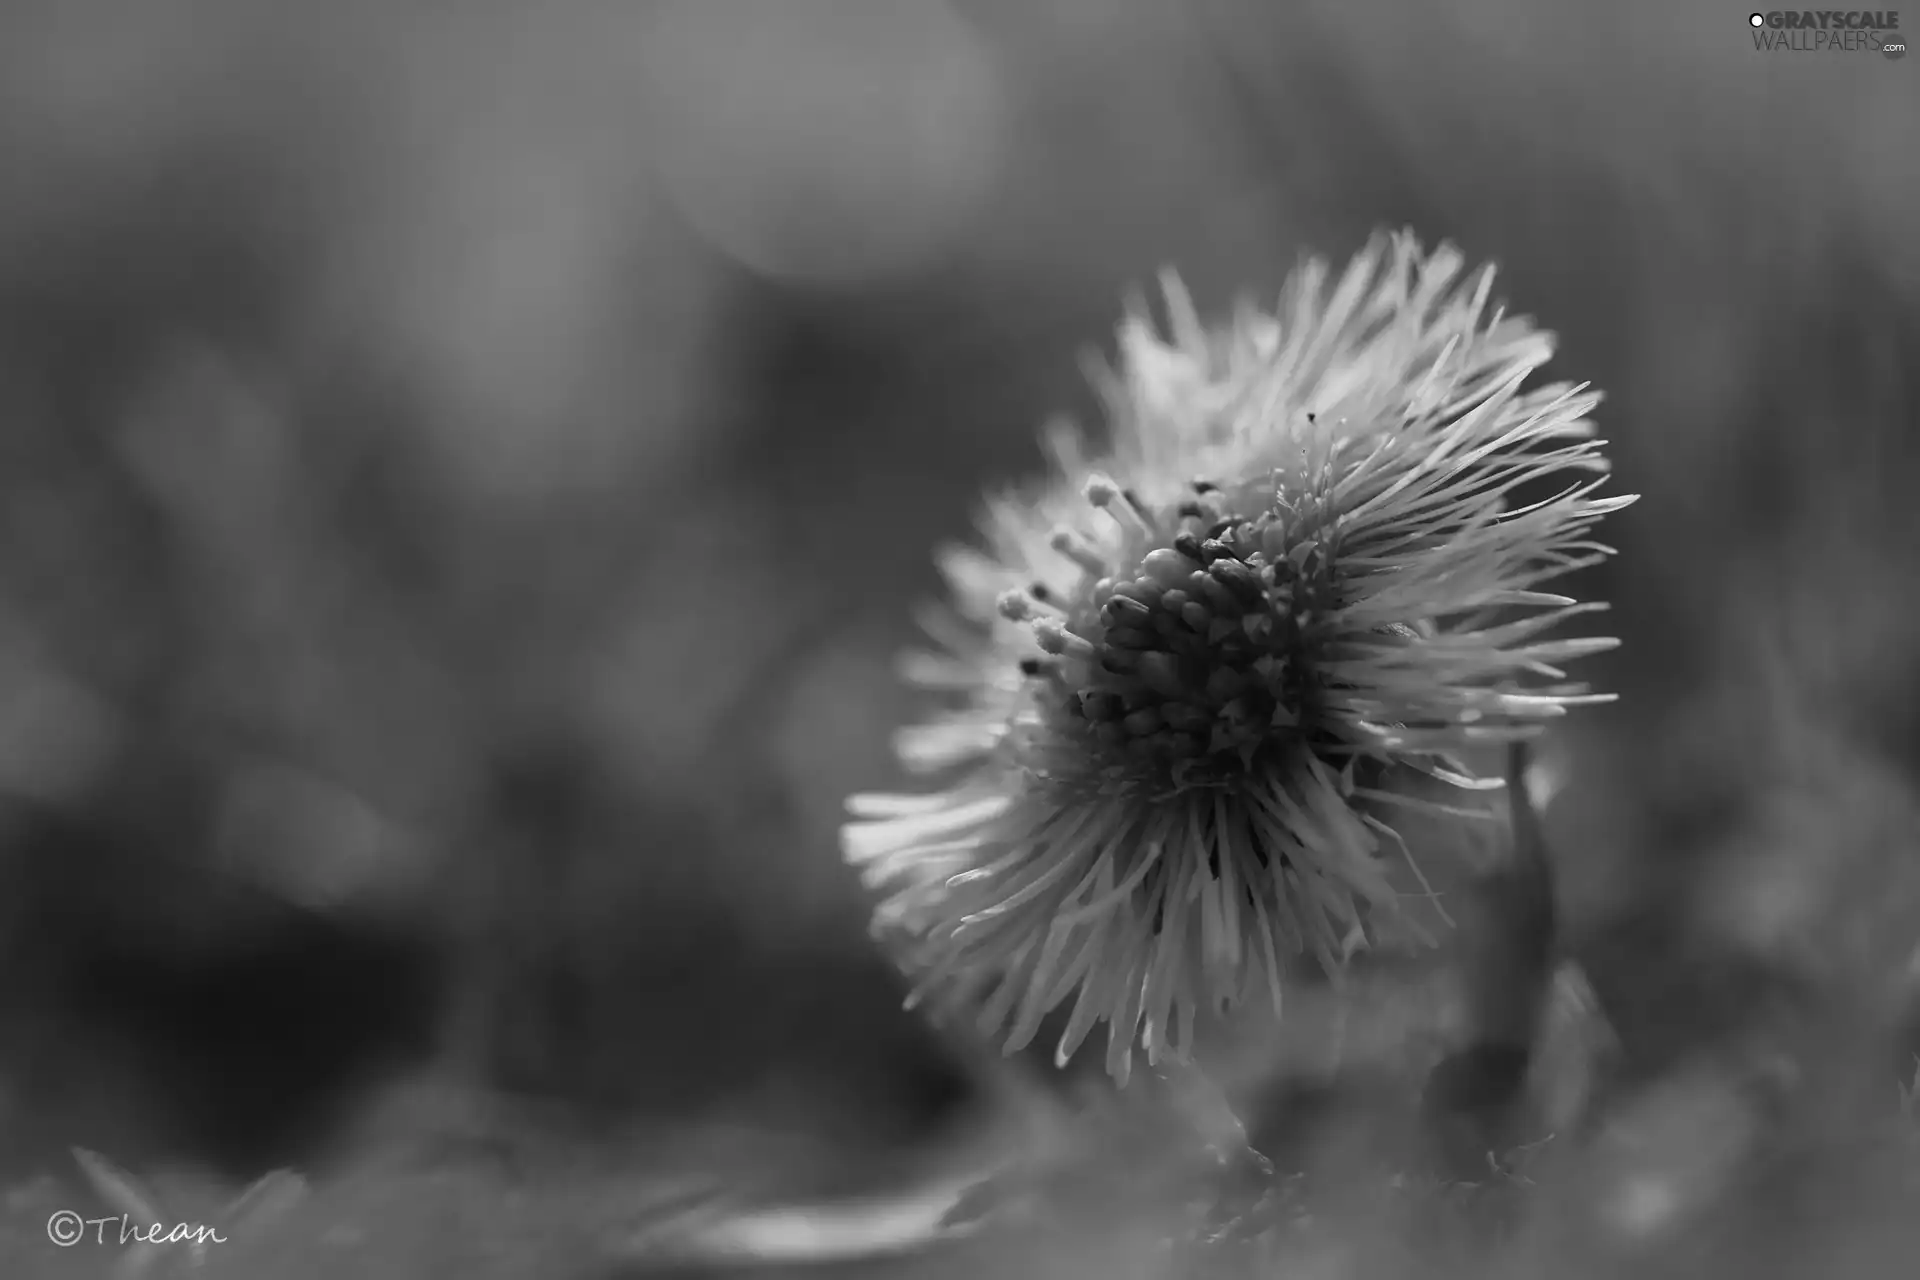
[0,1,1915,1276]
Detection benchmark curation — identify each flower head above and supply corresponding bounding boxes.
[844,232,1636,1084]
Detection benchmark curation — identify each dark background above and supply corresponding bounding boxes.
[0,1,1915,1276]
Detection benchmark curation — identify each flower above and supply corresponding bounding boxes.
[843,231,1636,1085]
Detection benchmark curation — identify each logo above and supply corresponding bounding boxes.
[1748,10,1906,57]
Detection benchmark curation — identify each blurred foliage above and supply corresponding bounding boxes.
[0,0,1916,1276]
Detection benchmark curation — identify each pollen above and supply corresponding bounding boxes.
[1010,483,1336,788]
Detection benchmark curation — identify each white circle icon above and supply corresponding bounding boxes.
[1749,12,1765,26]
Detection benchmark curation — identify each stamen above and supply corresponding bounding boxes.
[997,590,1036,623]
[1034,618,1096,658]
[1049,528,1110,577]
[1082,474,1154,538]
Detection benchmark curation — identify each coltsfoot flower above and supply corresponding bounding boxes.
[844,231,1636,1084]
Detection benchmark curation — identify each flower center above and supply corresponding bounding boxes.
[1004,477,1339,789]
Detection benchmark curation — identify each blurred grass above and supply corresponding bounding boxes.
[0,0,1916,1276]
